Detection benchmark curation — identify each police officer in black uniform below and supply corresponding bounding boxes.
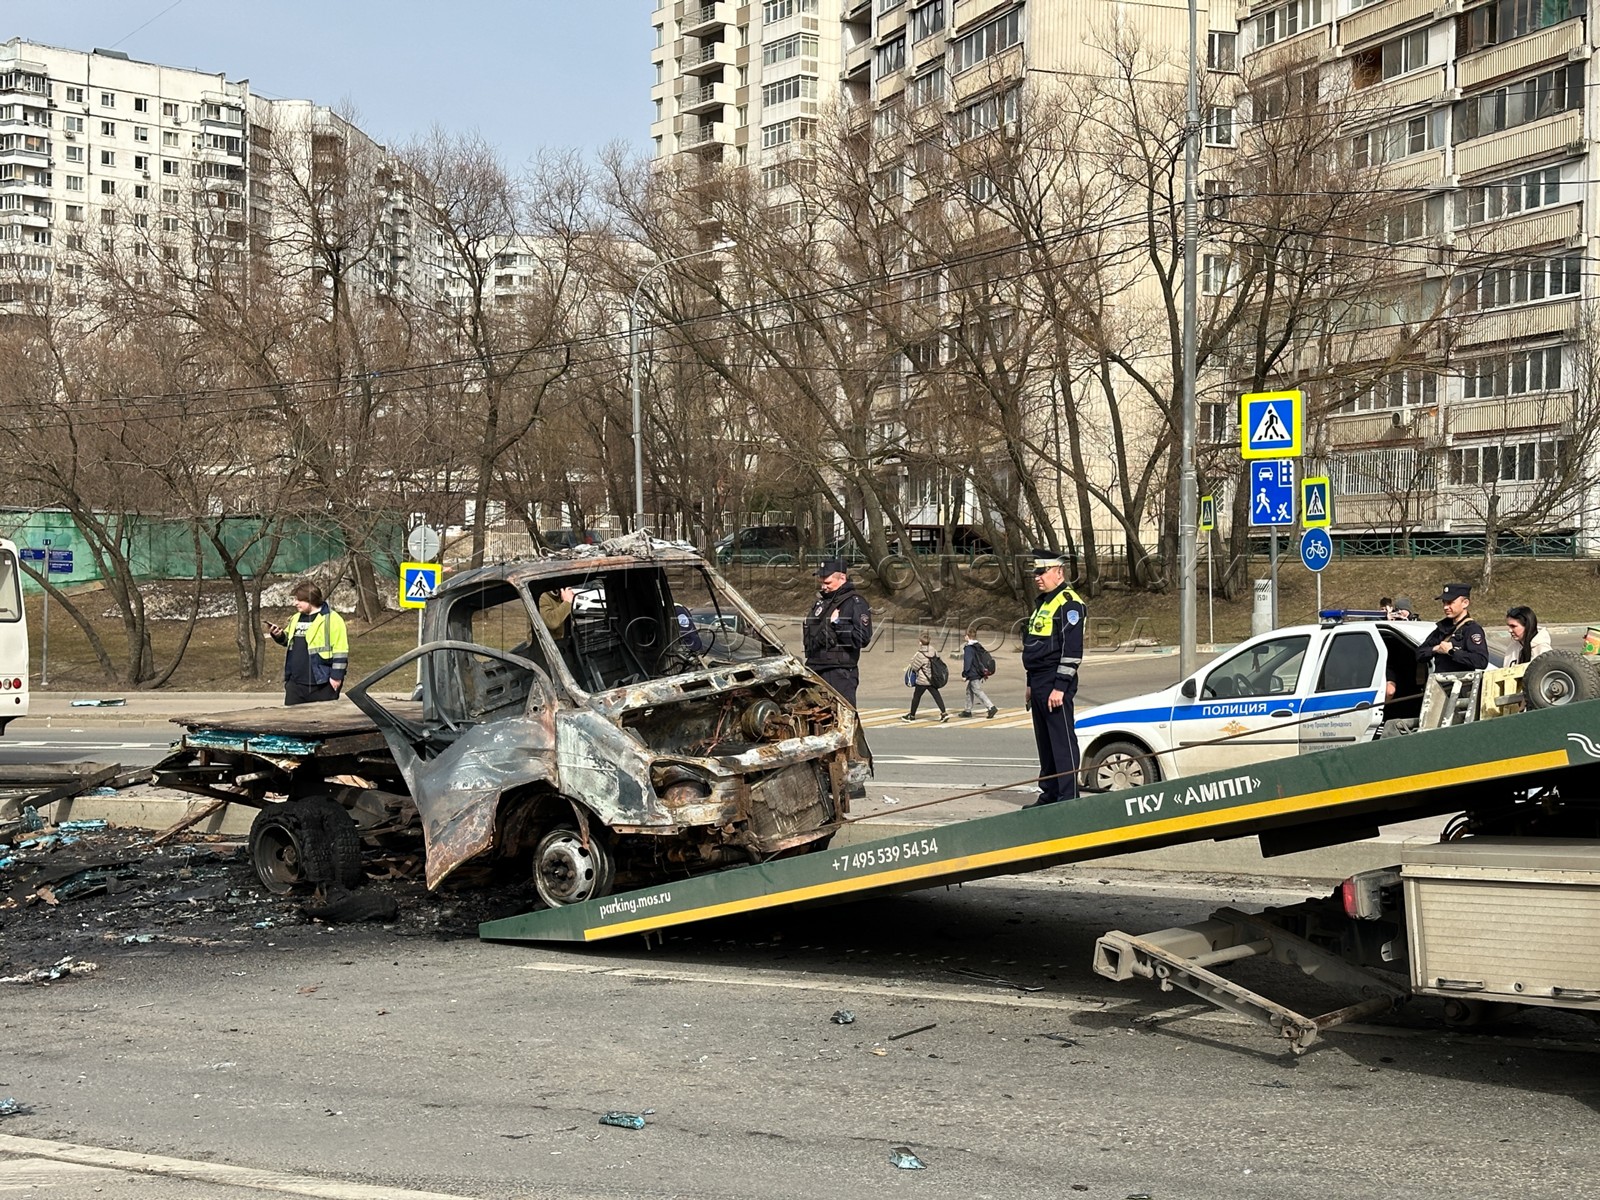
[803,557,873,705]
[1419,582,1490,674]
[1022,552,1087,805]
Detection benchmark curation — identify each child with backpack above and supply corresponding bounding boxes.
[959,626,999,719]
[900,632,950,723]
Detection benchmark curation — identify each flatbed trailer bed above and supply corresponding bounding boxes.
[480,697,1600,943]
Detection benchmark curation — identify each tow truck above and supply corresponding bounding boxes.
[478,639,1600,1052]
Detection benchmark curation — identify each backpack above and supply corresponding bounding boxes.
[928,653,949,689]
[972,644,996,678]
[903,667,917,688]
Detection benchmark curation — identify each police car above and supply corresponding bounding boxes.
[1077,614,1439,792]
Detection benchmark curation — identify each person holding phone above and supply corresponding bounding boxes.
[267,580,349,705]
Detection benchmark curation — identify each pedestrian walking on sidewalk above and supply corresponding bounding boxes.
[267,580,349,706]
[1022,552,1085,804]
[959,626,998,718]
[900,633,949,723]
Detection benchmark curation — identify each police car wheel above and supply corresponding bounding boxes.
[1523,650,1600,710]
[1085,740,1159,793]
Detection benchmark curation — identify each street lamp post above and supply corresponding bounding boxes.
[1178,0,1201,677]
[627,238,735,534]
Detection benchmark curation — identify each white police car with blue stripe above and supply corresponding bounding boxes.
[1077,616,1437,791]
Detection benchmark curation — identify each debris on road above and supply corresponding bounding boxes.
[887,1022,937,1041]
[830,1009,856,1025]
[949,966,1044,992]
[70,697,126,707]
[889,1146,926,1170]
[598,1112,647,1129]
[0,1098,30,1118]
[0,956,98,984]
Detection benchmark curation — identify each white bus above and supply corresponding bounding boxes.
[0,536,28,734]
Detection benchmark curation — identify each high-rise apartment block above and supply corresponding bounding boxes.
[0,38,425,312]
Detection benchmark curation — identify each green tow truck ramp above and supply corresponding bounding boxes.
[479,700,1600,944]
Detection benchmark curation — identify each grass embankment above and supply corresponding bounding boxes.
[21,555,1596,691]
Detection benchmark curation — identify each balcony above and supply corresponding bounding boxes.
[683,39,736,76]
[1467,204,1581,256]
[1336,0,1436,50]
[0,142,48,165]
[680,80,733,115]
[1455,298,1579,349]
[0,177,50,198]
[1455,108,1582,177]
[679,121,732,150]
[1457,20,1583,91]
[952,0,1014,31]
[844,41,872,79]
[1360,66,1446,113]
[681,1,734,37]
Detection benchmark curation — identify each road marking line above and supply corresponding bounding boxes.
[0,1135,476,1200]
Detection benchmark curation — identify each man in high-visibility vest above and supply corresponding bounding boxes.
[1022,552,1085,805]
[266,580,350,705]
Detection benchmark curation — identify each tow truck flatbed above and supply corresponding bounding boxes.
[480,698,1600,943]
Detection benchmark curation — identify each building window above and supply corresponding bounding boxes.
[878,0,905,11]
[134,212,149,228]
[1338,368,1437,412]
[64,145,84,163]
[1207,31,1237,71]
[1453,64,1583,141]
[100,150,116,167]
[911,1,946,42]
[1457,253,1582,311]
[950,88,1018,142]
[1253,0,1324,47]
[1329,446,1436,496]
[1351,111,1444,165]
[134,184,150,200]
[163,130,179,147]
[875,36,907,78]
[761,118,816,148]
[1201,253,1234,295]
[1458,165,1564,226]
[100,180,116,195]
[762,75,818,106]
[64,115,83,133]
[134,155,150,171]
[909,65,945,107]
[65,204,84,221]
[99,91,115,107]
[65,86,84,103]
[1449,439,1569,485]
[100,120,116,137]
[162,159,179,175]
[1368,196,1444,243]
[1203,106,1236,146]
[1353,29,1428,85]
[162,216,180,232]
[161,187,179,203]
[1461,346,1563,398]
[763,33,819,66]
[162,101,178,118]
[762,0,817,20]
[65,175,83,190]
[951,9,1022,73]
[134,125,149,142]
[101,208,116,224]
[1463,0,1577,55]
[133,96,148,112]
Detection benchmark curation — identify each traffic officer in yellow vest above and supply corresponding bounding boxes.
[266,580,350,705]
[1023,551,1086,805]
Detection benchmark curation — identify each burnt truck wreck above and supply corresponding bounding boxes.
[156,538,871,907]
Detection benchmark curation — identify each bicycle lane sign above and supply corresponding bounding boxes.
[1299,527,1332,573]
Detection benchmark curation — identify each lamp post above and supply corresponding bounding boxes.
[1178,0,1201,677]
[627,237,735,534]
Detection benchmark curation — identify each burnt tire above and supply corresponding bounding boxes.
[1084,739,1160,793]
[249,798,363,895]
[1523,650,1600,710]
[532,825,616,908]
[1377,718,1418,739]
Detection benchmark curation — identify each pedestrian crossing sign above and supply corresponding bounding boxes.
[400,562,441,610]
[1239,389,1303,460]
[1199,494,1215,533]
[1302,476,1331,529]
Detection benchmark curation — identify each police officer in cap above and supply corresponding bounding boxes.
[1023,551,1087,805]
[1419,582,1490,674]
[803,557,872,705]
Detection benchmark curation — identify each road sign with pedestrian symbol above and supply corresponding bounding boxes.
[400,562,440,610]
[1239,390,1302,460]
[1199,494,1215,533]
[1302,476,1331,529]
[1248,459,1296,528]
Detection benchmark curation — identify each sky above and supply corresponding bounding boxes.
[9,0,656,168]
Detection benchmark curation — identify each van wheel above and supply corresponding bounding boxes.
[1084,740,1159,793]
[1523,651,1600,710]
[249,798,363,895]
[532,826,617,907]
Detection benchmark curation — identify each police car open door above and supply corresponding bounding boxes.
[1172,632,1312,777]
[1297,627,1384,752]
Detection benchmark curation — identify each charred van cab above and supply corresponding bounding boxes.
[344,534,870,906]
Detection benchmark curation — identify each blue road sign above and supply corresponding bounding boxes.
[1240,390,1303,459]
[400,562,441,610]
[18,548,44,561]
[1299,527,1332,573]
[46,549,73,574]
[1248,459,1296,528]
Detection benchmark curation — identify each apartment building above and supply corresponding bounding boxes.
[650,0,845,167]
[1237,0,1594,548]
[0,39,425,315]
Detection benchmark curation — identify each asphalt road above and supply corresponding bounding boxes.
[2,870,1597,1200]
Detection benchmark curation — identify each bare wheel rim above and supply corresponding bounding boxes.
[251,819,305,894]
[533,829,614,907]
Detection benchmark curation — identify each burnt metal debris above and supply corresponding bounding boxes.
[153,538,872,908]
